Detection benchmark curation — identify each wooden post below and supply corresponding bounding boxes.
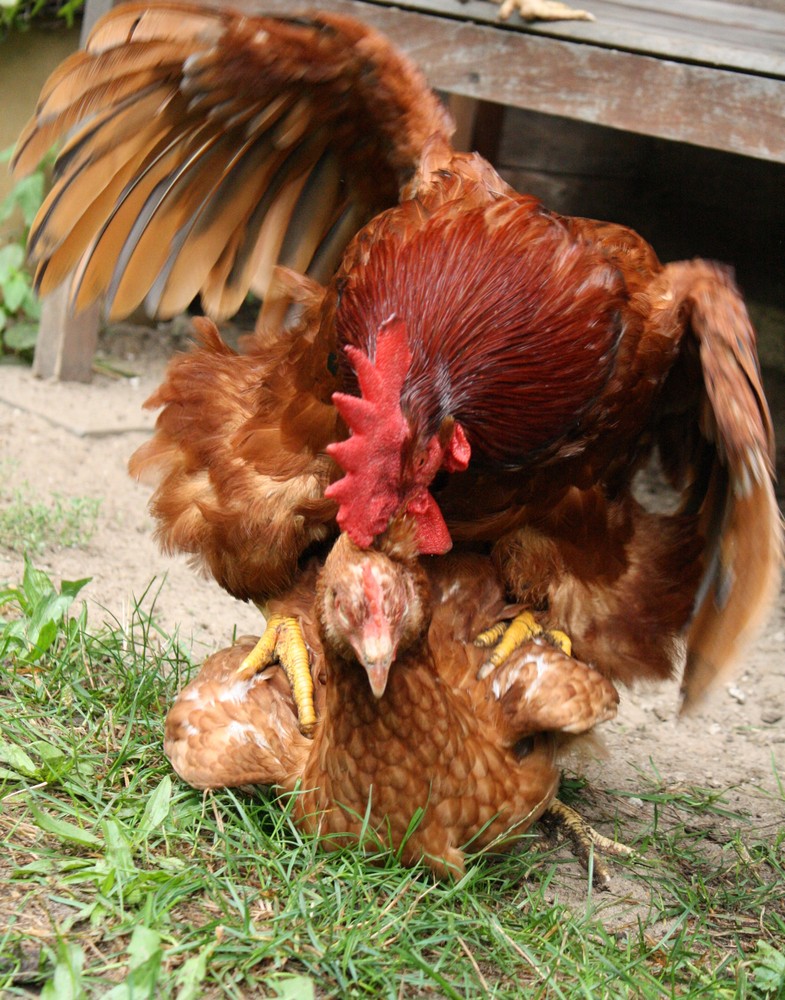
[32,284,101,382]
[30,0,118,382]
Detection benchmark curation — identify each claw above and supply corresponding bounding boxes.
[497,0,594,22]
[475,611,572,678]
[539,798,636,889]
[237,614,317,738]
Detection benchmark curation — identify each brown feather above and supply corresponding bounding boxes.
[167,542,615,875]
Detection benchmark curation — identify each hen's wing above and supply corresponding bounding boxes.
[13,2,452,321]
[648,261,782,705]
[164,637,313,790]
[490,640,619,735]
[129,314,339,602]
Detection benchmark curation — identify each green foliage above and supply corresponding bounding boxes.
[0,563,783,998]
[0,145,51,361]
[0,473,100,554]
[751,940,785,997]
[0,0,83,36]
[0,557,89,667]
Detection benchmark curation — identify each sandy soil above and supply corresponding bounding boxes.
[1,324,783,895]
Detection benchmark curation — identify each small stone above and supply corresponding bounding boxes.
[761,708,783,725]
[727,685,746,705]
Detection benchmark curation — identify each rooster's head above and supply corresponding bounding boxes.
[325,317,470,554]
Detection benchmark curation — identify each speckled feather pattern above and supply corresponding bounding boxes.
[166,547,618,875]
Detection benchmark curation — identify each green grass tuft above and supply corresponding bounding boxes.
[0,472,100,555]
[0,564,782,997]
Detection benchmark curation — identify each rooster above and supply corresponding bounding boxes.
[165,524,620,878]
[13,3,781,722]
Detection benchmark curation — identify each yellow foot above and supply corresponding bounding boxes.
[539,798,636,889]
[236,614,317,738]
[497,0,594,22]
[475,610,572,679]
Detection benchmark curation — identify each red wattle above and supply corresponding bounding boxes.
[406,490,452,555]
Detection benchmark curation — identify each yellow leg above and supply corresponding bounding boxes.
[539,798,636,889]
[236,614,317,738]
[475,611,572,678]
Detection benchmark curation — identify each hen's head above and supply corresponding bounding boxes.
[318,525,429,698]
[324,317,470,555]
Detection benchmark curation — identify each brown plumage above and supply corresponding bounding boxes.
[165,531,618,876]
[14,3,781,702]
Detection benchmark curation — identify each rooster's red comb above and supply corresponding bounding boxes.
[325,317,412,547]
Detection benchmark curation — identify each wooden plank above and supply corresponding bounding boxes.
[226,0,785,162]
[372,0,785,77]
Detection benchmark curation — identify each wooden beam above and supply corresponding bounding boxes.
[225,0,785,163]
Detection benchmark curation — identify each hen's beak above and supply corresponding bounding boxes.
[354,631,396,698]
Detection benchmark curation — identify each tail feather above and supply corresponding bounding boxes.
[683,475,782,707]
[664,261,783,705]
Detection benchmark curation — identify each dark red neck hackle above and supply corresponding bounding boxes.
[325,317,413,547]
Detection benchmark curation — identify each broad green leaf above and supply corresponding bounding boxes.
[31,806,102,849]
[102,817,136,878]
[103,927,163,999]
[2,270,29,312]
[274,975,317,1000]
[0,243,24,280]
[128,926,162,969]
[136,775,172,841]
[4,321,39,352]
[753,940,785,994]
[40,940,86,1000]
[174,946,214,1000]
[0,739,38,778]
[22,558,56,606]
[61,576,91,599]
[12,172,45,227]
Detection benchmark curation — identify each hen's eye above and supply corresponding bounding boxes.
[332,595,351,628]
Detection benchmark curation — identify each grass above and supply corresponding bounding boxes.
[0,565,783,998]
[0,472,100,555]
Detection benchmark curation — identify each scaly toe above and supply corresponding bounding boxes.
[235,614,316,737]
[540,798,636,889]
[476,611,544,678]
[546,628,572,656]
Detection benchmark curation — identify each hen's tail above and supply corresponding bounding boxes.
[659,261,783,706]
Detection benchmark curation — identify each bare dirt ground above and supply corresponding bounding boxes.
[1,323,783,900]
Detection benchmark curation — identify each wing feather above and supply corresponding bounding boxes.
[13,1,452,322]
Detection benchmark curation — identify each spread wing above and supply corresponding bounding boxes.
[13,2,452,321]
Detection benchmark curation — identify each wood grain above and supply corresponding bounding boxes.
[224,0,785,162]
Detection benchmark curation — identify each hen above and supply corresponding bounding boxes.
[165,524,619,877]
[13,3,781,713]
